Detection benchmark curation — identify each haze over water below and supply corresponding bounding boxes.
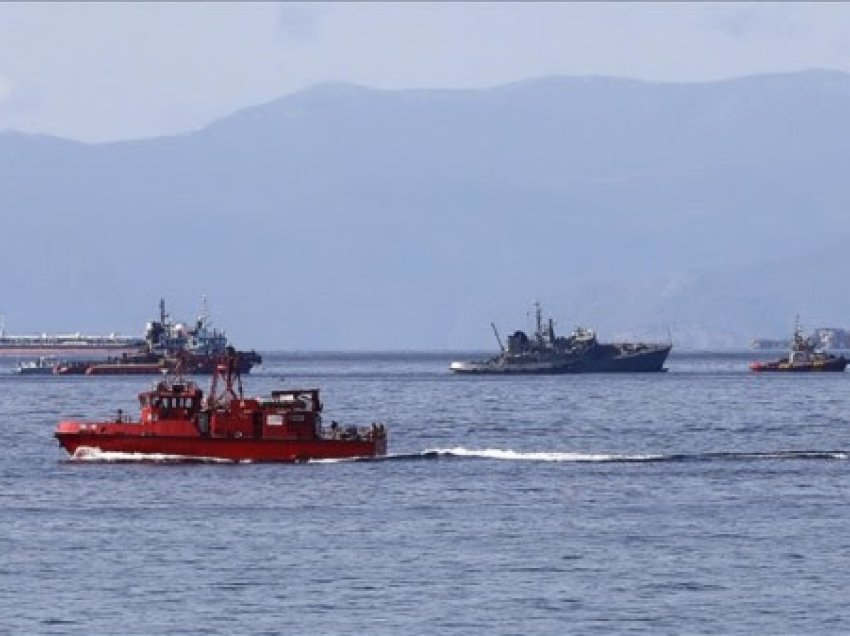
[3,351,850,634]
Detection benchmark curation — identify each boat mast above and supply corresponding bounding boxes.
[793,314,804,351]
[207,346,243,408]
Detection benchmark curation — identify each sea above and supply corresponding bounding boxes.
[2,350,850,635]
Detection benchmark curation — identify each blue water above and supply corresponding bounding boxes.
[2,351,850,634]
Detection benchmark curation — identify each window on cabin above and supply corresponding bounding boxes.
[266,414,283,426]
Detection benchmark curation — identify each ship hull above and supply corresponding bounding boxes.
[86,363,167,375]
[450,345,671,375]
[55,432,386,462]
[53,354,259,375]
[0,342,144,356]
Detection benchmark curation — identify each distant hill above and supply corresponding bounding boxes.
[2,70,850,349]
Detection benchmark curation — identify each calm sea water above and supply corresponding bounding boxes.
[2,351,850,634]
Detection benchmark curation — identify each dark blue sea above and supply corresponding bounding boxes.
[2,351,850,634]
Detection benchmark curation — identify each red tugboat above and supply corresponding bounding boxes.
[54,349,387,462]
[750,318,848,373]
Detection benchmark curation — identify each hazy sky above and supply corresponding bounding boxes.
[2,2,850,142]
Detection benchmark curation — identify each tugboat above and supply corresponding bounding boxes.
[54,348,387,462]
[53,299,262,375]
[450,303,671,374]
[749,318,848,372]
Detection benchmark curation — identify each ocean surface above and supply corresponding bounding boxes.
[2,350,850,634]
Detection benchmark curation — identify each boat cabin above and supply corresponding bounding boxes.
[129,371,378,444]
[139,381,204,423]
[789,350,812,365]
[250,389,324,440]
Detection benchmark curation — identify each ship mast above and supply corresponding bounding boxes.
[199,295,210,327]
[534,301,544,345]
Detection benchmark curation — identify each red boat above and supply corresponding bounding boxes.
[54,350,387,462]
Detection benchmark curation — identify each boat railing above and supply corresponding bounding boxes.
[322,422,386,441]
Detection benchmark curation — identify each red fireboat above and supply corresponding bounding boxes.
[54,348,387,462]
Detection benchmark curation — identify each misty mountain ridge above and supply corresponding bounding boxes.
[2,70,850,349]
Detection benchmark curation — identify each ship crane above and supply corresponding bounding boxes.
[491,322,506,352]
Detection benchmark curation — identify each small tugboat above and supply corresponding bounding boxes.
[750,318,848,372]
[54,348,387,462]
[450,303,671,374]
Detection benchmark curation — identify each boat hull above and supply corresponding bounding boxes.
[749,357,848,372]
[55,431,386,462]
[450,345,671,375]
[86,363,167,375]
[53,354,260,375]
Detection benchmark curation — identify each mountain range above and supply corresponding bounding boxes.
[2,70,850,349]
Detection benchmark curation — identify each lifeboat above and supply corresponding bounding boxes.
[54,348,387,462]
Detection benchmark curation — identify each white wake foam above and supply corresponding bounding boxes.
[71,446,241,464]
[425,447,664,463]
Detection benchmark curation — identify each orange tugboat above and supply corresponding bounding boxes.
[750,319,848,373]
[54,349,387,462]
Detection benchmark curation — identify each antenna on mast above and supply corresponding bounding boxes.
[199,295,210,327]
[534,301,543,344]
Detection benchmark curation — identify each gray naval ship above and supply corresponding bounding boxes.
[450,304,671,374]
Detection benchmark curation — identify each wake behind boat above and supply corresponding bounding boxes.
[450,303,671,374]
